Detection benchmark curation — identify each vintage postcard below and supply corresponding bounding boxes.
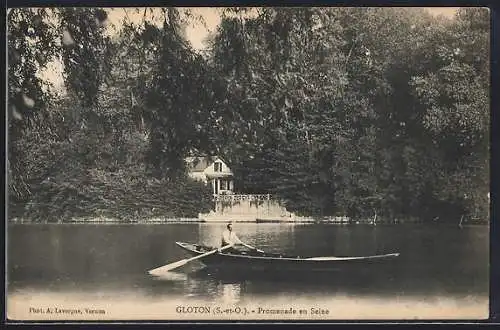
[6,6,490,322]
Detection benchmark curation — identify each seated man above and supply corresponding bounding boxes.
[220,223,264,254]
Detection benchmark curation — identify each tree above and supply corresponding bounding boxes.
[408,8,489,221]
[7,8,59,203]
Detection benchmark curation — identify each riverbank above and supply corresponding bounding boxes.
[8,216,202,224]
[7,216,489,225]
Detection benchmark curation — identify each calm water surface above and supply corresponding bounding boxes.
[7,223,489,320]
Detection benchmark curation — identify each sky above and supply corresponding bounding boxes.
[104,7,226,51]
[38,7,460,90]
[186,7,460,50]
[106,7,460,51]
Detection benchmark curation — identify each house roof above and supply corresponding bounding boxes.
[185,156,219,172]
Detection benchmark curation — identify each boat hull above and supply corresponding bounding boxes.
[175,242,400,273]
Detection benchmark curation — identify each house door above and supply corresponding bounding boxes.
[214,179,219,194]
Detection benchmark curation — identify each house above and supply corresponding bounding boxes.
[186,155,298,222]
[185,156,234,195]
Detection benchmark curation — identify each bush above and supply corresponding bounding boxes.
[22,165,213,222]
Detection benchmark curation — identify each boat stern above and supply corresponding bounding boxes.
[175,241,197,251]
[175,241,214,255]
[175,241,187,248]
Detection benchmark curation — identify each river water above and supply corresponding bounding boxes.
[6,223,489,321]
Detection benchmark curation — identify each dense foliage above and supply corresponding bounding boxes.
[7,7,489,223]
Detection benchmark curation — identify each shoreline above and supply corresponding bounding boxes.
[7,218,489,226]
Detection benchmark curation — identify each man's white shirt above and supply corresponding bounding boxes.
[222,229,242,245]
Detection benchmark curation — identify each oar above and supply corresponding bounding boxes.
[241,242,265,253]
[306,253,400,261]
[148,244,235,275]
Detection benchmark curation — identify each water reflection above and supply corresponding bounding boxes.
[184,266,402,299]
[150,271,188,282]
[218,282,241,304]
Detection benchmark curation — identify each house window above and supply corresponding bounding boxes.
[214,162,222,172]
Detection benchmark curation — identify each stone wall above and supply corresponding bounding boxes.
[198,194,294,222]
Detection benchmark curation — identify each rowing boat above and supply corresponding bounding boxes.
[175,241,400,273]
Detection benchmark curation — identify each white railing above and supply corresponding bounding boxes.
[213,194,272,202]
